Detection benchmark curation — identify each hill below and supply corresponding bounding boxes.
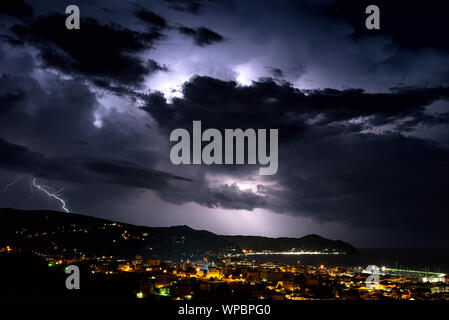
[0,208,357,261]
[0,208,239,260]
[222,234,358,254]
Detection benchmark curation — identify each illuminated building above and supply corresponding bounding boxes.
[207,267,223,279]
[247,271,261,284]
[146,259,162,267]
[260,271,290,283]
[422,275,446,283]
[118,264,131,272]
[132,255,143,266]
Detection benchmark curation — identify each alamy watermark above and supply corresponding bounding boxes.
[65,5,80,30]
[169,121,278,175]
[65,4,379,31]
[365,265,380,290]
[65,264,80,290]
[365,5,380,30]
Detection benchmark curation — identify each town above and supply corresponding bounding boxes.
[2,245,446,301]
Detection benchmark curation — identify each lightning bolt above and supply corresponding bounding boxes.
[0,176,24,195]
[31,178,70,213]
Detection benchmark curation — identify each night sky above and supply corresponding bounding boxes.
[0,0,448,248]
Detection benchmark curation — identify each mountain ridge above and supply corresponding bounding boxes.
[221,234,358,254]
[0,208,358,259]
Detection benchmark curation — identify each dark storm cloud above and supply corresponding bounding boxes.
[196,183,270,211]
[0,129,257,212]
[2,2,167,89]
[277,130,449,228]
[303,86,449,127]
[147,59,169,73]
[0,138,190,189]
[140,76,449,234]
[0,83,25,114]
[0,0,33,21]
[0,47,34,76]
[141,76,449,140]
[0,72,169,177]
[202,183,266,210]
[131,3,168,31]
[72,140,88,146]
[335,0,449,53]
[0,73,97,153]
[155,179,270,211]
[0,68,198,212]
[266,67,284,78]
[178,26,224,46]
[163,0,205,14]
[84,157,191,186]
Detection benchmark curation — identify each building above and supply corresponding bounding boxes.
[132,255,143,266]
[207,267,223,279]
[247,271,261,283]
[146,259,161,267]
[260,271,290,283]
[155,273,172,287]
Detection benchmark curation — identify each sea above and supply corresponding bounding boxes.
[239,248,449,273]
